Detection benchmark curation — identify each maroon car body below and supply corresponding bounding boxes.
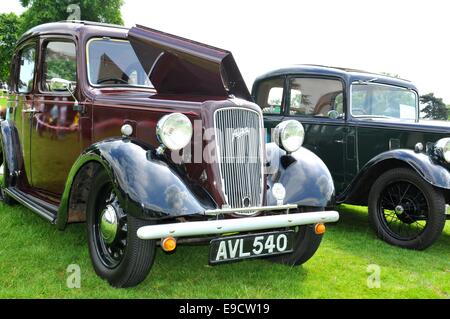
[1,21,338,288]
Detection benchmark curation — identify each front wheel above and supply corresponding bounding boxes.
[270,224,323,266]
[368,168,446,250]
[86,169,156,288]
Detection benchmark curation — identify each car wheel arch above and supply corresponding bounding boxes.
[56,156,113,230]
[341,151,450,205]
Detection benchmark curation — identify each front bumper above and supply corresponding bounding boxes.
[137,207,339,240]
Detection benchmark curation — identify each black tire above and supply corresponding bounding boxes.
[368,168,446,250]
[270,224,323,266]
[86,169,156,288]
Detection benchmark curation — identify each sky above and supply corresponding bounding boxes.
[2,0,450,103]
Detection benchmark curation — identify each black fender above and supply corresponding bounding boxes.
[57,138,217,230]
[265,143,335,208]
[0,120,23,182]
[341,149,450,204]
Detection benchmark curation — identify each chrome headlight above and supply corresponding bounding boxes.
[272,120,305,153]
[435,138,450,163]
[156,113,193,151]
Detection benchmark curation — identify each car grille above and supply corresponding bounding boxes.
[214,107,264,215]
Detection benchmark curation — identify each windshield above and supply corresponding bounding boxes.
[351,83,418,120]
[87,38,153,88]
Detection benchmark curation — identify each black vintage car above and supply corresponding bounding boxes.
[253,65,450,250]
[0,22,339,288]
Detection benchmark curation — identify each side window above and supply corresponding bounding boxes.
[255,78,284,115]
[351,87,368,116]
[42,41,77,92]
[18,45,36,93]
[288,78,344,118]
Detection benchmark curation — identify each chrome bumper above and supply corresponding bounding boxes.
[137,210,339,240]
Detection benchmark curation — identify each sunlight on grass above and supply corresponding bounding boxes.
[0,202,448,299]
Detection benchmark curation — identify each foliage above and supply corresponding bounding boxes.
[0,13,22,82]
[19,0,124,32]
[420,93,448,120]
[0,0,124,82]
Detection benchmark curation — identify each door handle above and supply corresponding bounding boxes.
[335,139,345,144]
[22,108,42,114]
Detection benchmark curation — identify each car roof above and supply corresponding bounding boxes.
[18,20,128,44]
[254,64,418,91]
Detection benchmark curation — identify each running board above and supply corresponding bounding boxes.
[4,188,57,224]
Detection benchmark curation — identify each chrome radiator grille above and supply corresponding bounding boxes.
[214,107,264,214]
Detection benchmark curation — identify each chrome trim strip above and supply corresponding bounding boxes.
[204,204,298,216]
[137,210,340,240]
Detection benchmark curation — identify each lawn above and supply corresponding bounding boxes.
[0,201,448,299]
[0,98,448,299]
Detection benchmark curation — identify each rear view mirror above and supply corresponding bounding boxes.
[328,110,340,119]
[49,78,81,111]
[49,78,75,92]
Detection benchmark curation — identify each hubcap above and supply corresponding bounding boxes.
[394,205,405,215]
[94,189,128,269]
[100,205,118,244]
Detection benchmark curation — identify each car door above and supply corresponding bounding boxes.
[255,76,287,143]
[284,76,348,193]
[11,40,38,188]
[30,37,81,195]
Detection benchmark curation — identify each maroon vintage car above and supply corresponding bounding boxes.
[1,21,338,288]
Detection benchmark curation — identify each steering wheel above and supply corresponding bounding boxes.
[97,77,129,85]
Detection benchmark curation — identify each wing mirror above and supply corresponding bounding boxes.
[328,110,340,119]
[49,78,83,113]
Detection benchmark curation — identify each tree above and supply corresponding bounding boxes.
[0,13,22,82]
[0,1,124,82]
[420,93,448,120]
[19,0,124,32]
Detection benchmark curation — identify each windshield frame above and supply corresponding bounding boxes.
[86,37,153,90]
[350,82,419,122]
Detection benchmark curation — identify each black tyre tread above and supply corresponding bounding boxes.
[112,215,156,288]
[368,167,446,250]
[271,224,323,266]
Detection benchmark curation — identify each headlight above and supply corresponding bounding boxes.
[156,113,193,151]
[435,138,450,163]
[272,120,305,153]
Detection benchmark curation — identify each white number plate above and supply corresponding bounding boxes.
[209,231,294,264]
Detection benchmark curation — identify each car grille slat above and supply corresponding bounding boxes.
[214,107,263,215]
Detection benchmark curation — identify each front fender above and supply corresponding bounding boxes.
[57,138,216,229]
[0,120,23,179]
[363,149,450,189]
[265,143,335,208]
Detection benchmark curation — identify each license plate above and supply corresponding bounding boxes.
[209,231,294,264]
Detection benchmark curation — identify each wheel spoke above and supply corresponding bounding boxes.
[378,179,429,241]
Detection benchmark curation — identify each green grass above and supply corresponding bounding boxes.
[0,202,448,299]
[0,97,448,298]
